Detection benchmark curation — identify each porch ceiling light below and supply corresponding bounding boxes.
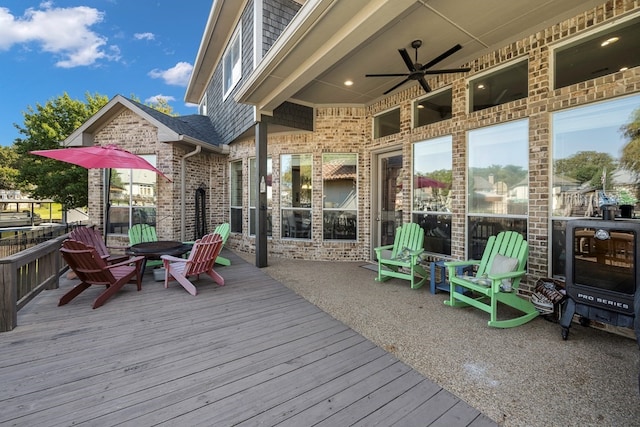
[344,80,354,86]
[600,36,619,47]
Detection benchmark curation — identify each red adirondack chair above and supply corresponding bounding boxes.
[161,233,225,296]
[59,239,144,309]
[68,226,129,264]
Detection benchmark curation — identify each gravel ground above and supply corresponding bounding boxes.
[237,252,640,427]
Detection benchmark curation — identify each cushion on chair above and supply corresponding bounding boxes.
[393,247,413,262]
[489,254,519,291]
[489,254,519,274]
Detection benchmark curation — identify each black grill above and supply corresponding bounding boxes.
[560,218,640,344]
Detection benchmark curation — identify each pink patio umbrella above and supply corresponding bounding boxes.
[414,175,447,189]
[31,144,171,241]
[30,144,171,181]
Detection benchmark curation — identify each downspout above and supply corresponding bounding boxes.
[180,145,202,241]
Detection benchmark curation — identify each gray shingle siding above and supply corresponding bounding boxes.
[203,0,304,146]
[267,102,313,131]
[263,0,301,56]
[203,3,256,146]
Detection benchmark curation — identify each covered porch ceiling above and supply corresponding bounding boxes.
[234,0,606,116]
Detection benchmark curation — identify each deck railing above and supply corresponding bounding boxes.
[0,234,68,332]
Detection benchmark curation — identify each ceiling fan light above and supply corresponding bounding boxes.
[601,36,619,47]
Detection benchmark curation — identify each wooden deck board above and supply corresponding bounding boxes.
[0,252,496,426]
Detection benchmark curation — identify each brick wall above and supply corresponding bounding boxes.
[225,1,640,295]
[89,109,228,246]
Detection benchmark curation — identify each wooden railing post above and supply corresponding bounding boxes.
[0,235,68,332]
[0,259,18,332]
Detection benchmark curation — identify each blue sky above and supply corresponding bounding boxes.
[0,1,210,146]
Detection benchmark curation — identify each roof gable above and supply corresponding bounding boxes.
[63,95,223,151]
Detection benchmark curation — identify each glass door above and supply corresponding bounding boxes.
[375,151,403,251]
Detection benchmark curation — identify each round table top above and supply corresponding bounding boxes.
[130,241,183,253]
[128,241,193,258]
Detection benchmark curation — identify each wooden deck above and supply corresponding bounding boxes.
[0,251,496,426]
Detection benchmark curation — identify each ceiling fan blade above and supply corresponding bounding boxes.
[383,78,410,95]
[398,48,416,71]
[423,67,471,74]
[421,44,463,70]
[418,77,431,93]
[365,73,411,77]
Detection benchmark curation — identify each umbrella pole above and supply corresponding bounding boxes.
[104,169,111,244]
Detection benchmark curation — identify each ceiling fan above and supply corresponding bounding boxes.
[365,40,471,94]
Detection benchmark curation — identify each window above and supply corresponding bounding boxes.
[108,155,158,235]
[412,136,452,255]
[469,59,528,112]
[414,88,452,128]
[249,157,272,236]
[230,160,243,233]
[199,92,207,116]
[281,154,312,239]
[223,26,242,97]
[374,108,400,138]
[550,93,640,277]
[467,120,529,258]
[322,153,357,240]
[554,15,640,89]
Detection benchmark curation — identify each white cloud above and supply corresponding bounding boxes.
[148,61,193,87]
[0,3,118,68]
[145,94,176,104]
[134,32,155,41]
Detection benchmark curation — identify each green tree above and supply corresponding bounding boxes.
[129,94,177,116]
[0,146,19,190]
[554,151,617,189]
[13,92,109,209]
[620,107,640,175]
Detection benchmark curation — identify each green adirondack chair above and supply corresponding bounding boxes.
[129,224,158,245]
[444,230,538,328]
[212,222,231,266]
[374,222,428,289]
[128,224,163,269]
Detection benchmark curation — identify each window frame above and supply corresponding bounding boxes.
[249,157,273,237]
[373,107,401,138]
[223,25,242,99]
[280,153,313,239]
[412,87,453,128]
[467,58,528,113]
[107,154,159,236]
[230,160,243,233]
[466,119,529,259]
[412,136,453,256]
[552,13,640,90]
[322,153,358,241]
[549,93,640,277]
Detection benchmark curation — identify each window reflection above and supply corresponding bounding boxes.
[468,120,529,216]
[552,94,640,218]
[413,136,452,255]
[551,93,640,278]
[414,88,452,128]
[281,154,312,239]
[467,121,528,259]
[108,155,158,235]
[249,157,272,236]
[230,161,242,233]
[554,16,640,89]
[322,153,357,240]
[374,108,400,138]
[469,60,528,112]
